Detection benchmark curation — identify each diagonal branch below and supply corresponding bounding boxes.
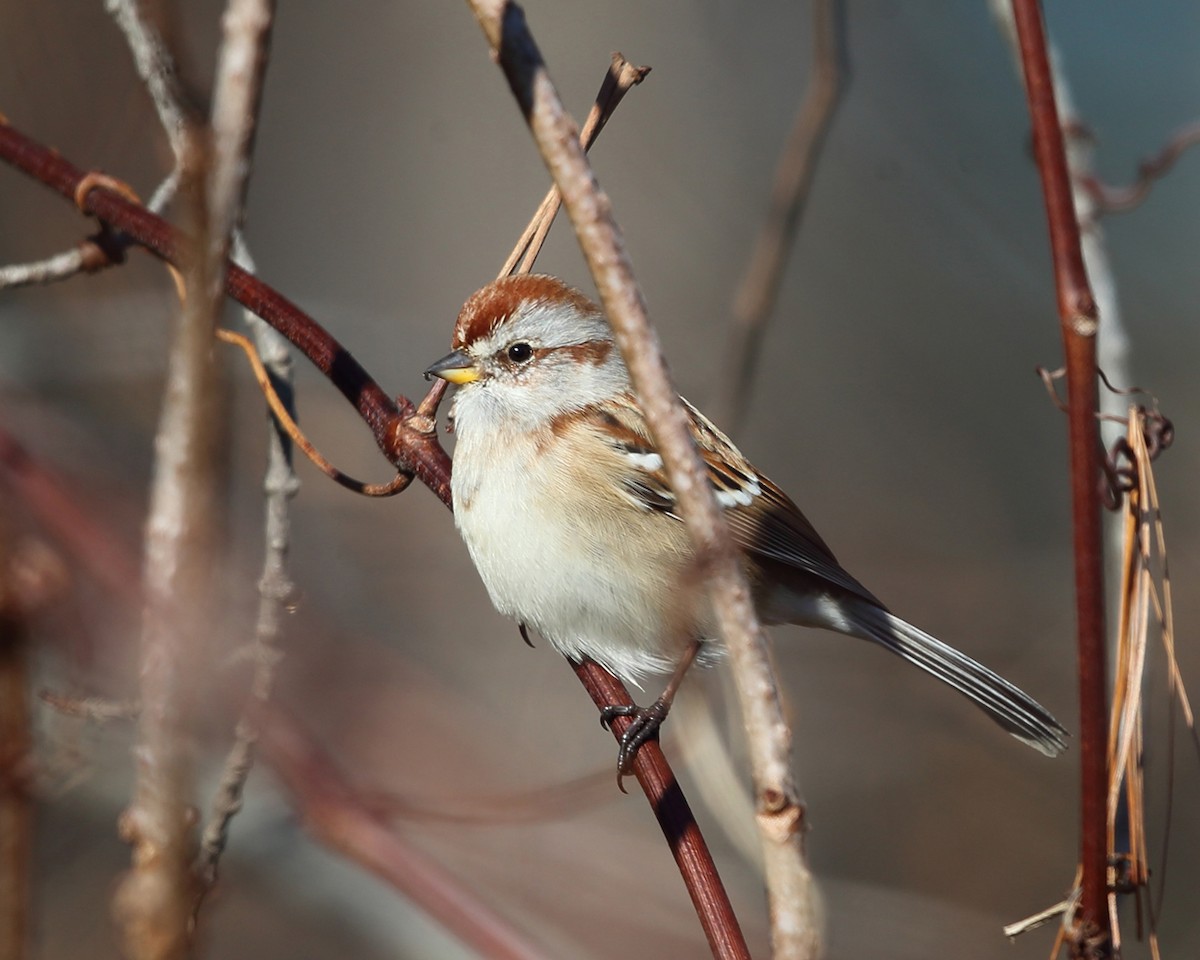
[257,704,554,960]
[464,2,813,956]
[715,0,847,430]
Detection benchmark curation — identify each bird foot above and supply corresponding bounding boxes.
[599,696,671,790]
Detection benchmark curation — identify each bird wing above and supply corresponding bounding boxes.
[582,394,881,606]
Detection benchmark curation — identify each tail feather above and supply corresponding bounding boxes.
[849,603,1068,757]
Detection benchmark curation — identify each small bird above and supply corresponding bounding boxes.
[425,274,1067,771]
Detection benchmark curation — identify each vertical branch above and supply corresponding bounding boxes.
[105,0,190,160]
[0,543,32,960]
[465,3,818,956]
[205,0,275,267]
[193,1,281,892]
[111,136,221,960]
[715,0,847,430]
[113,2,275,956]
[989,0,1133,633]
[194,241,296,897]
[1009,2,1110,955]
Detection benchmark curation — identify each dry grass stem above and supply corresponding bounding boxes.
[1104,405,1191,959]
[466,2,815,955]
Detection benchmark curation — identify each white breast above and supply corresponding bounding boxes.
[450,421,706,684]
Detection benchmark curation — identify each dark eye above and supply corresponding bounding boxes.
[507,342,533,363]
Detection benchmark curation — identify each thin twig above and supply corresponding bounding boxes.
[498,53,650,278]
[194,229,297,902]
[215,325,408,495]
[204,0,275,277]
[0,167,180,292]
[0,242,111,290]
[105,0,191,160]
[187,0,281,908]
[40,691,141,722]
[714,0,847,430]
[1009,2,1111,955]
[1081,121,1200,215]
[256,704,554,960]
[465,3,811,956]
[571,660,751,960]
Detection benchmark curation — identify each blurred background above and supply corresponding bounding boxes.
[2,1,1198,957]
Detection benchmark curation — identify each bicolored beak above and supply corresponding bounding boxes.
[423,349,481,385]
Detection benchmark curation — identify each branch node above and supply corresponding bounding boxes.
[74,171,142,213]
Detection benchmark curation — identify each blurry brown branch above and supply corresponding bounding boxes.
[1010,1,1110,956]
[715,0,847,430]
[366,769,614,825]
[190,1,280,907]
[1081,121,1200,216]
[113,3,276,954]
[466,2,802,956]
[3,433,554,959]
[256,704,554,960]
[0,531,53,960]
[499,53,650,278]
[111,134,222,960]
[0,425,142,604]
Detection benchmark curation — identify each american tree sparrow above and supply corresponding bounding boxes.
[426,275,1067,770]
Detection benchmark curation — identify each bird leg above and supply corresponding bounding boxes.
[599,639,701,786]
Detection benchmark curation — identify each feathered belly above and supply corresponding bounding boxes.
[452,441,707,683]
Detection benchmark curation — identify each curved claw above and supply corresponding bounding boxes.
[598,697,672,791]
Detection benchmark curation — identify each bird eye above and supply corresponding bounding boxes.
[507,342,533,363]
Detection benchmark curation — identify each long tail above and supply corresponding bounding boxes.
[847,602,1068,756]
